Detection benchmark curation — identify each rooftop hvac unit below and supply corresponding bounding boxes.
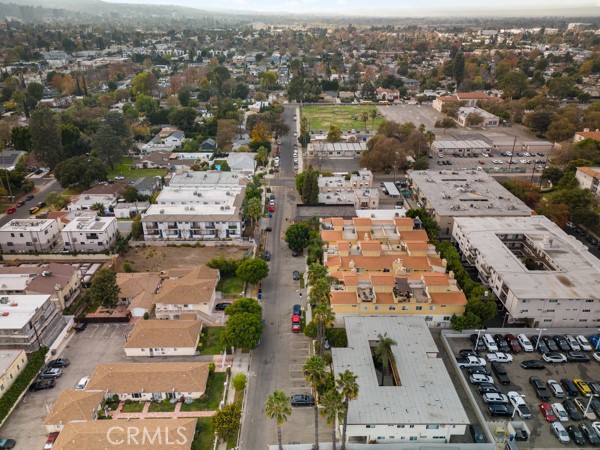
[0,297,9,304]
[160,209,165,214]
[42,271,52,277]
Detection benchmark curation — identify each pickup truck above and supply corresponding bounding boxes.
[456,355,487,368]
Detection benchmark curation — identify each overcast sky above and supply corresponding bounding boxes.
[104,0,598,15]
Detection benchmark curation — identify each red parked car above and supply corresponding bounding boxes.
[44,432,59,449]
[5,206,16,214]
[292,315,301,333]
[505,334,522,353]
[539,402,557,422]
[269,205,275,212]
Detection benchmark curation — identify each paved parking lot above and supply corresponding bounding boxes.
[446,333,600,449]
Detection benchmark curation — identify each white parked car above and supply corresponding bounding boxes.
[469,374,494,385]
[483,393,509,404]
[486,352,513,363]
[547,380,565,398]
[592,422,600,439]
[551,403,569,422]
[517,334,534,352]
[593,352,600,362]
[576,335,592,351]
[508,391,532,419]
[543,352,567,363]
[551,422,570,445]
[565,335,581,351]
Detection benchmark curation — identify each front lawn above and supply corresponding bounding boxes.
[148,400,177,413]
[198,327,226,355]
[302,105,385,133]
[181,372,226,411]
[217,275,245,296]
[107,157,169,178]
[121,402,145,413]
[191,418,214,450]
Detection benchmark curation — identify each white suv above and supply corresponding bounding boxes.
[508,391,532,419]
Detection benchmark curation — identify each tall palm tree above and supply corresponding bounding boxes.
[320,389,346,450]
[418,123,426,134]
[313,300,335,354]
[303,355,328,450]
[359,111,369,134]
[369,108,379,132]
[308,263,328,287]
[265,390,292,450]
[337,370,359,450]
[424,130,436,151]
[375,333,397,380]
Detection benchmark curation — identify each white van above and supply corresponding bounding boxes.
[483,334,498,352]
[517,334,534,352]
[76,376,89,390]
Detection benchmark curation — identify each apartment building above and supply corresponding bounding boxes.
[61,216,118,252]
[332,316,469,445]
[575,166,600,197]
[321,217,467,328]
[0,349,27,398]
[452,215,600,327]
[408,170,532,238]
[123,320,202,356]
[0,219,60,253]
[317,169,380,209]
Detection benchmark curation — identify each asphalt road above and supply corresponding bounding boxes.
[0,177,62,227]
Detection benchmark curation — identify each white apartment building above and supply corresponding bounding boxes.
[575,166,600,197]
[332,316,469,445]
[168,170,248,190]
[452,216,600,327]
[317,169,379,209]
[61,216,118,252]
[0,219,60,253]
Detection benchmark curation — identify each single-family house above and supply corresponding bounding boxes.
[85,362,210,401]
[573,128,600,143]
[376,87,400,101]
[200,138,216,150]
[133,177,162,198]
[117,272,162,318]
[123,320,202,357]
[132,151,171,169]
[226,152,256,174]
[42,390,104,433]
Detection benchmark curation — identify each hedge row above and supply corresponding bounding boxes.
[0,347,48,424]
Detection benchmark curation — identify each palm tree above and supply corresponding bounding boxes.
[303,355,328,450]
[369,108,379,132]
[359,111,369,134]
[307,263,328,287]
[424,130,436,151]
[320,389,346,450]
[418,123,426,134]
[313,300,335,354]
[337,370,359,450]
[265,390,292,450]
[375,332,397,380]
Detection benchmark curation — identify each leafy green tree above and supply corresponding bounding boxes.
[212,402,241,443]
[337,370,359,450]
[135,94,159,115]
[236,258,269,285]
[265,390,292,450]
[168,107,198,131]
[245,197,263,229]
[61,123,84,158]
[360,81,376,99]
[30,105,63,169]
[434,117,457,134]
[303,355,328,450]
[498,71,528,100]
[524,110,553,134]
[285,223,311,252]
[122,186,139,203]
[131,214,143,240]
[45,191,68,210]
[301,170,319,205]
[26,82,44,102]
[131,71,157,95]
[313,299,334,354]
[224,297,262,317]
[231,373,247,392]
[359,111,369,133]
[255,146,269,167]
[320,389,345,450]
[308,263,328,287]
[375,333,397,378]
[548,76,576,99]
[450,312,482,332]
[54,156,107,190]
[89,268,120,309]
[221,312,263,350]
[452,51,465,87]
[11,126,31,151]
[259,71,278,92]
[547,118,576,143]
[92,124,124,170]
[542,167,563,184]
[327,125,342,143]
[177,88,191,106]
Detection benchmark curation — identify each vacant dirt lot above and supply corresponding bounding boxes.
[118,246,250,272]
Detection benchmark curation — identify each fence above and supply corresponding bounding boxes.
[128,240,254,248]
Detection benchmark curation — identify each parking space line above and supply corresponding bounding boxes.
[289,364,304,371]
[86,324,100,338]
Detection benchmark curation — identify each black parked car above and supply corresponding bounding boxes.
[48,358,70,368]
[459,349,479,358]
[579,422,600,445]
[468,366,490,376]
[531,336,549,354]
[25,195,34,201]
[74,322,87,332]
[543,336,559,352]
[477,383,500,395]
[529,376,550,401]
[567,352,590,362]
[563,399,583,421]
[488,404,513,417]
[291,394,315,407]
[29,378,56,391]
[470,334,487,352]
[215,302,231,311]
[566,425,585,446]
[561,378,580,397]
[521,360,545,370]
[491,362,510,385]
[554,335,572,352]
[494,334,510,353]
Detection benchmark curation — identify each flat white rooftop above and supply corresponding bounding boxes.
[169,171,247,187]
[0,295,51,330]
[1,219,56,232]
[409,170,532,217]
[332,316,469,425]
[0,349,24,374]
[454,216,600,300]
[157,186,241,205]
[142,204,241,222]
[62,216,115,232]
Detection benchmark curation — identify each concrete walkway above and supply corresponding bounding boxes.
[109,400,216,419]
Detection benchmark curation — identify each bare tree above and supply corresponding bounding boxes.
[311,140,329,172]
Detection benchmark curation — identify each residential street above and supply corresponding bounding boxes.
[0,177,62,227]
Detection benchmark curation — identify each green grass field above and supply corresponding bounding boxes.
[302,105,385,133]
[107,157,169,178]
[191,418,214,450]
[198,327,226,355]
[217,276,245,296]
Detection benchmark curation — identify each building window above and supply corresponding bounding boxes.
[410,437,417,441]
[374,306,380,311]
[402,306,408,311]
[543,319,552,322]
[579,319,588,322]
[426,425,439,429]
[416,306,422,311]
[132,393,141,399]
[519,309,528,313]
[389,306,396,311]
[429,306,435,311]
[443,316,451,320]
[361,306,368,311]
[583,309,591,313]
[549,299,558,303]
[366,425,374,428]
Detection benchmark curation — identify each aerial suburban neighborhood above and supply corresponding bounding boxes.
[0,1,598,449]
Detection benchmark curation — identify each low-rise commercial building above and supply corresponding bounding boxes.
[332,316,469,445]
[408,170,532,238]
[452,215,600,327]
[0,349,27,398]
[0,219,60,253]
[123,320,202,357]
[456,106,499,127]
[0,294,66,351]
[61,216,118,252]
